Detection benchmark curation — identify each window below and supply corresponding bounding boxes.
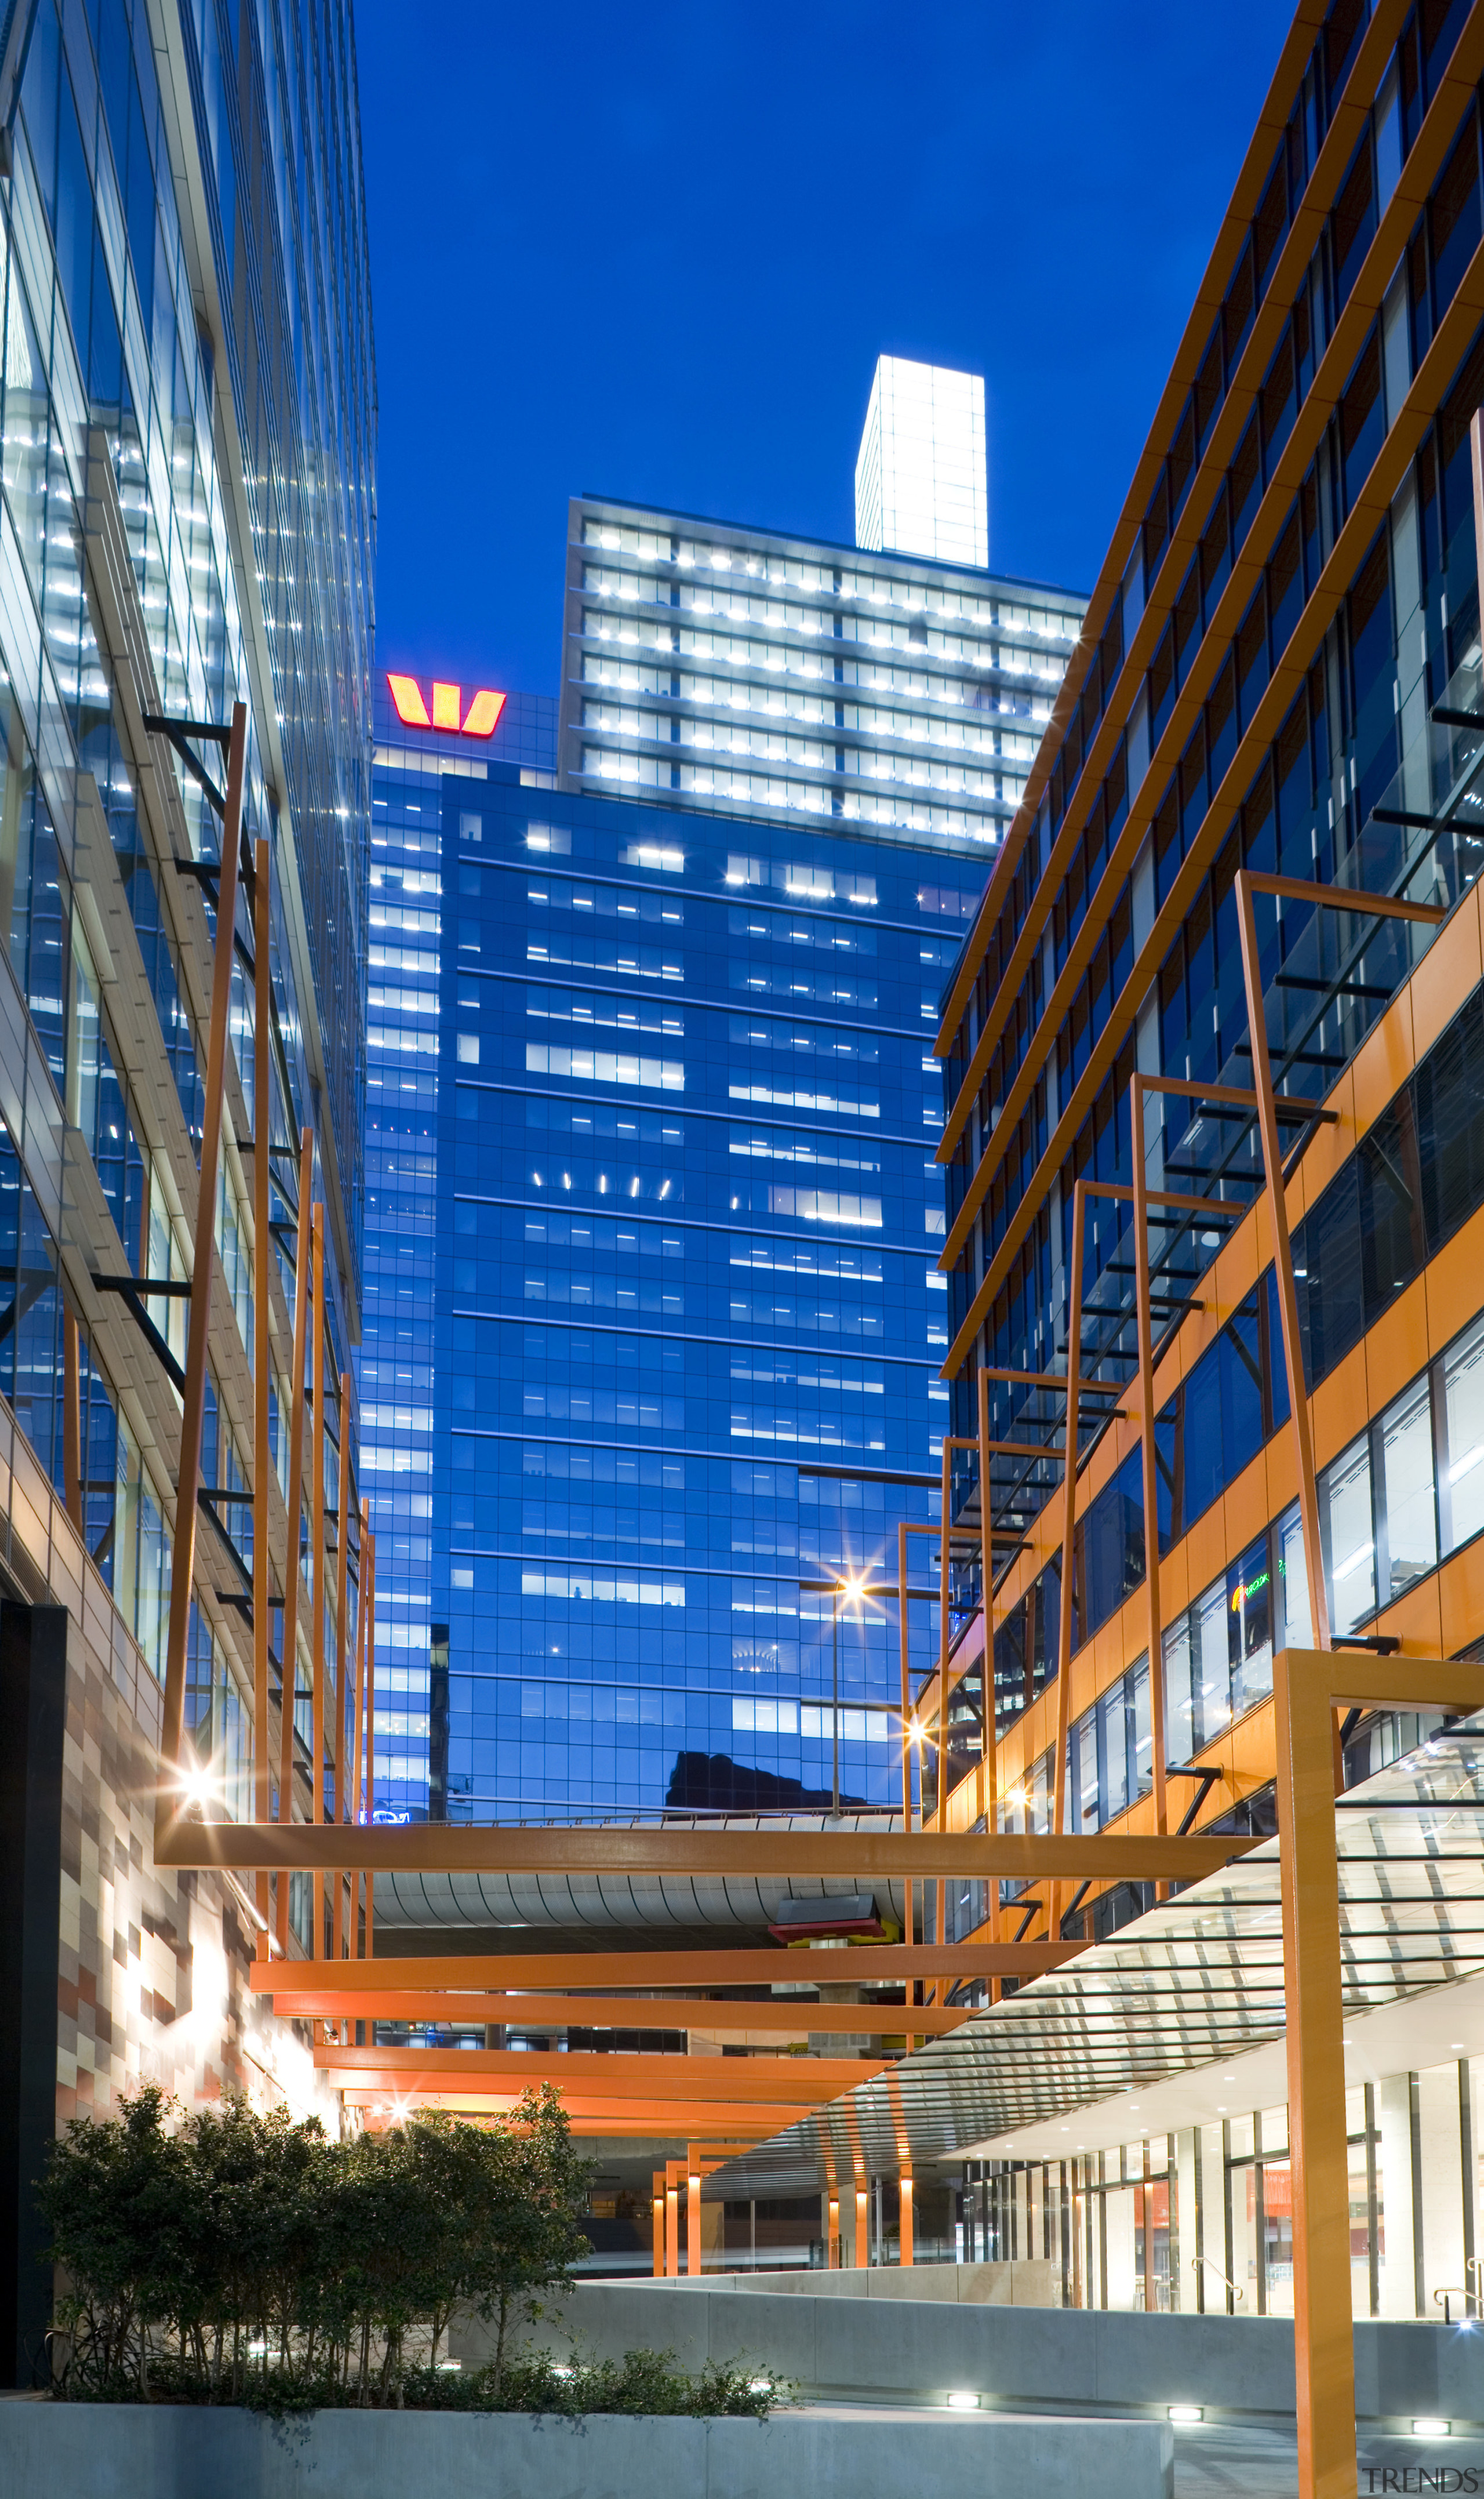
[1319,1434,1376,1636]
[1438,1315,1484,1555]
[1374,1378,1438,1600]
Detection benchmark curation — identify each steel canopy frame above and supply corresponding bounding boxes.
[155,1822,1254,1878]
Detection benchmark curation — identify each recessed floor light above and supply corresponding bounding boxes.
[1413,2421,1450,2438]
[946,2391,980,2410]
[1169,2405,1203,2425]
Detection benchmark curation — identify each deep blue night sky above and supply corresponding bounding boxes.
[355,0,1295,703]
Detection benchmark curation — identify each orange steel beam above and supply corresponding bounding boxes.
[275,1125,314,1950]
[344,2092,798,2135]
[1129,1079,1169,1860]
[897,1520,914,1951]
[315,2046,886,2095]
[349,1496,369,1954]
[252,1938,1082,1996]
[332,1365,350,1956]
[158,699,247,1791]
[1274,1648,1484,2499]
[1052,1175,1087,1859]
[363,1526,377,1957]
[257,1989,969,2033]
[976,1375,1004,1993]
[252,833,272,1931]
[311,1201,326,1955]
[1234,867,1448,1666]
[170,1821,1255,1879]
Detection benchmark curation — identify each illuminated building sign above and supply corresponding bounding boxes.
[386,674,507,738]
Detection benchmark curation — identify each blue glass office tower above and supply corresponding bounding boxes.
[431,774,985,1819]
[365,682,557,1812]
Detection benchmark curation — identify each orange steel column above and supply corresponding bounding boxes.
[310,1206,326,1955]
[363,1527,377,1957]
[275,1128,314,1949]
[976,1370,1003,1993]
[665,2167,679,2276]
[1052,1180,1085,1832]
[889,2073,913,2267]
[62,1308,81,1530]
[822,2136,839,2268]
[333,1365,350,1956]
[897,1519,914,1952]
[252,836,272,1930]
[687,2166,703,2276]
[1233,874,1331,1655]
[1049,1178,1087,1937]
[652,2173,664,2277]
[932,1433,959,2004]
[1274,1648,1355,2499]
[350,1496,369,1956]
[1129,1082,1170,1852]
[159,700,246,1785]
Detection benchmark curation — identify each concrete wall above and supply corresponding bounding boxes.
[454,2280,1484,2427]
[0,2399,1174,2499]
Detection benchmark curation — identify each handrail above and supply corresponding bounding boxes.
[1191,2254,1245,2307]
[1434,2286,1474,2324]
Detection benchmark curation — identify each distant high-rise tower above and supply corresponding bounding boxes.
[854,357,988,569]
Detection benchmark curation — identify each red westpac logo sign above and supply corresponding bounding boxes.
[385,674,507,738]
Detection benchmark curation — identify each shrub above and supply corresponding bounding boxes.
[38,2080,594,2408]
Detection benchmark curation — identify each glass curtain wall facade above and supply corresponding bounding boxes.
[425,773,987,1820]
[558,496,1083,849]
[363,681,557,1817]
[0,0,372,1788]
[912,0,1484,1924]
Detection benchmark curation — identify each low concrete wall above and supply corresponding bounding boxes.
[654,2260,1063,2305]
[456,2283,1484,2428]
[0,2399,1173,2499]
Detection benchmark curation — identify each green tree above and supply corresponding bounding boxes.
[37,2086,198,2396]
[461,2084,594,2395]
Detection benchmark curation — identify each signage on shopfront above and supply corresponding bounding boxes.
[385,674,507,737]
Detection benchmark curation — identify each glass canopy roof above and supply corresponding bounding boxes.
[710,1713,1484,2201]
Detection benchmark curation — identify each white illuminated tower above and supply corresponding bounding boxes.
[854,356,988,569]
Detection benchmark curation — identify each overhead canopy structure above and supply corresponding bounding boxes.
[705,1716,1484,2203]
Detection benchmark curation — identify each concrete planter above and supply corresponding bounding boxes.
[0,2396,1173,2499]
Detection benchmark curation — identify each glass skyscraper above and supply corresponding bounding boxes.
[368,427,1082,1816]
[364,680,557,1812]
[0,0,373,1734]
[0,0,375,2352]
[433,773,987,1819]
[364,681,995,1818]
